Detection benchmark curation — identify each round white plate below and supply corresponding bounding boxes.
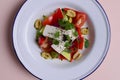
[13,0,110,80]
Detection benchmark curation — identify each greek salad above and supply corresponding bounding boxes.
[34,8,89,62]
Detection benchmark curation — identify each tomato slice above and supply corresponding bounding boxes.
[42,15,53,26]
[58,54,67,60]
[38,36,46,46]
[52,8,64,26]
[77,36,84,49]
[73,13,87,28]
[69,39,79,62]
[42,8,63,26]
[63,8,80,13]
[76,27,82,37]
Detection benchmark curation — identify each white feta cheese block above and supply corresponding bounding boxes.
[43,25,78,54]
[51,42,66,53]
[43,25,63,41]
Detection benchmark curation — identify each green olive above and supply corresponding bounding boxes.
[41,52,52,59]
[73,52,82,60]
[81,28,89,35]
[66,10,76,18]
[34,19,42,30]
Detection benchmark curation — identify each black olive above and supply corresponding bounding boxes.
[63,34,67,41]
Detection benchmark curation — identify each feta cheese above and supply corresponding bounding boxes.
[43,25,78,53]
[51,42,66,53]
[43,25,63,41]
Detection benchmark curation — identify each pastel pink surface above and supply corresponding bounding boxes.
[0,0,119,80]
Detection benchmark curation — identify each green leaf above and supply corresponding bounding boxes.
[63,35,70,41]
[54,31,60,38]
[43,15,48,20]
[36,30,42,39]
[73,29,78,36]
[64,41,72,48]
[85,39,89,48]
[53,39,59,45]
[58,19,74,30]
[66,35,70,41]
[50,51,59,58]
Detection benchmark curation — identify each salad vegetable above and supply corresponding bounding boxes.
[34,8,89,62]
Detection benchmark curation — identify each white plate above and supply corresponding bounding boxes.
[13,0,110,80]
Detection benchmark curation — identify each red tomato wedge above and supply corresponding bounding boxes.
[73,13,87,28]
[42,15,53,26]
[69,39,79,62]
[38,36,46,46]
[58,54,67,60]
[76,27,82,37]
[78,36,84,49]
[52,8,64,24]
[42,8,63,26]
[63,8,80,13]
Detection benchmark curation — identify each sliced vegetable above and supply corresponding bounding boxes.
[68,17,72,23]
[81,28,89,35]
[77,37,84,49]
[50,51,59,58]
[61,51,71,61]
[63,8,80,13]
[52,8,64,24]
[85,39,89,48]
[42,8,64,26]
[63,48,71,53]
[66,10,76,18]
[69,39,79,62]
[63,15,69,21]
[38,36,46,46]
[58,54,67,60]
[73,52,82,60]
[42,15,53,26]
[41,52,52,59]
[73,13,87,28]
[34,19,42,30]
[76,27,82,37]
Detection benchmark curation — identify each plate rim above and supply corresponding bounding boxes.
[12,0,111,80]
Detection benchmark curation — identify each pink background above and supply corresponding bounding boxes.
[0,0,119,80]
